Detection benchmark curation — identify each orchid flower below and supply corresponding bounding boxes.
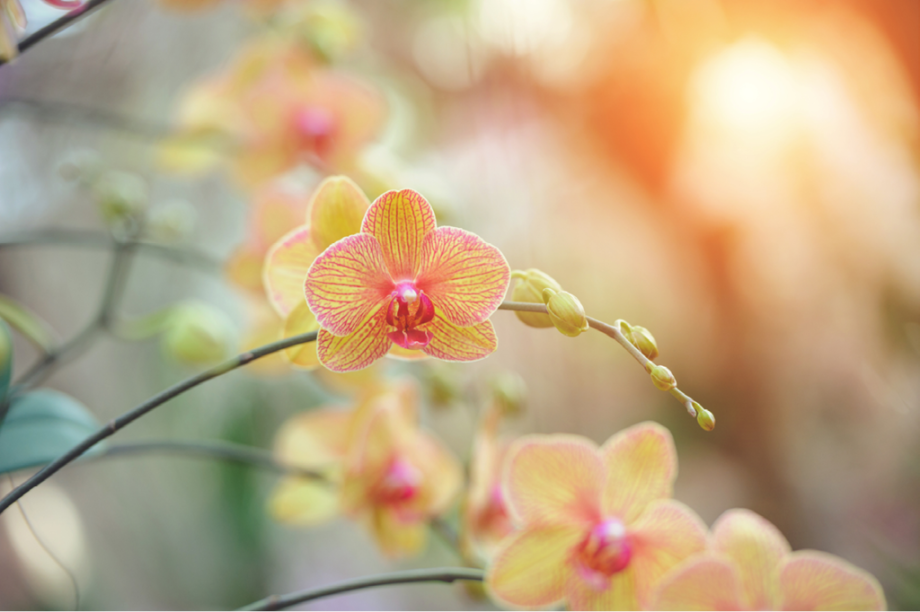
[0,0,25,62]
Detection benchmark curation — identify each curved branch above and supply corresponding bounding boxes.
[0,330,319,515]
[239,567,485,611]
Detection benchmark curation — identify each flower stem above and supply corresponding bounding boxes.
[238,567,485,611]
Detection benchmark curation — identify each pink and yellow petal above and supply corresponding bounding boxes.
[253,189,304,248]
[601,422,677,523]
[369,507,428,558]
[361,189,436,281]
[629,500,709,609]
[282,302,322,369]
[226,246,267,295]
[316,306,392,372]
[305,232,394,336]
[274,408,352,468]
[308,175,371,251]
[417,226,510,326]
[421,315,497,362]
[651,555,745,611]
[268,477,339,526]
[387,343,429,361]
[711,508,791,610]
[408,431,463,516]
[779,551,886,611]
[263,225,322,317]
[486,525,582,609]
[565,568,639,612]
[504,435,604,527]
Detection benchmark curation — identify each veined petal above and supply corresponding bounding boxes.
[417,226,510,326]
[305,232,394,336]
[282,302,322,369]
[601,422,677,523]
[309,175,371,251]
[268,477,338,526]
[486,525,582,609]
[651,555,745,611]
[316,306,391,372]
[566,569,639,611]
[711,509,791,610]
[263,225,322,317]
[361,189,436,281]
[505,435,604,527]
[421,315,497,362]
[629,500,709,609]
[778,551,886,611]
[274,408,352,468]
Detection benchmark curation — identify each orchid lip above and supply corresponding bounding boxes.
[574,517,633,590]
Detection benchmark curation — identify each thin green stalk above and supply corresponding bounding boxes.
[238,567,485,611]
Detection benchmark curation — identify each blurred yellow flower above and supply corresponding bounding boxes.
[0,0,25,62]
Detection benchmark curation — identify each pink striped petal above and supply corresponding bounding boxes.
[263,225,322,317]
[651,555,744,610]
[565,569,639,611]
[504,435,604,528]
[416,226,510,326]
[304,233,394,336]
[486,525,582,609]
[779,551,886,611]
[711,509,791,610]
[316,306,392,372]
[361,189,436,281]
[421,315,497,362]
[601,422,677,523]
[308,175,371,251]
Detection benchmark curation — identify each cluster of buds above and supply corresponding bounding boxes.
[510,269,589,337]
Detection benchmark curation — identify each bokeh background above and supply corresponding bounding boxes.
[1,0,919,608]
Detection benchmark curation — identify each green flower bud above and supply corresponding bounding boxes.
[648,364,676,391]
[147,200,197,243]
[425,363,461,409]
[694,403,715,431]
[510,269,562,328]
[161,302,236,366]
[619,321,659,361]
[542,288,589,337]
[490,371,526,417]
[93,170,148,231]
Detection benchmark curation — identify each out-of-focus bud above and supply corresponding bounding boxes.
[161,301,236,366]
[490,371,526,417]
[425,362,461,409]
[693,402,715,431]
[147,200,197,243]
[510,269,561,328]
[542,288,589,337]
[58,149,103,186]
[647,364,676,391]
[619,321,659,361]
[92,170,148,231]
[282,0,360,63]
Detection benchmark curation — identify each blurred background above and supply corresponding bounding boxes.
[1,0,919,608]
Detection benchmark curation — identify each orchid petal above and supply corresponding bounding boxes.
[156,132,226,175]
[651,555,745,611]
[370,507,428,558]
[361,189,436,281]
[316,305,391,372]
[416,226,510,326]
[232,143,298,190]
[505,435,604,527]
[273,408,352,468]
[387,344,429,361]
[711,509,791,610]
[601,422,677,523]
[253,189,303,247]
[486,525,582,609]
[304,232,394,336]
[282,302,322,369]
[421,315,497,362]
[403,430,463,517]
[629,500,709,609]
[308,175,371,251]
[226,245,266,294]
[263,225,322,317]
[268,477,338,526]
[566,569,639,611]
[779,551,886,611]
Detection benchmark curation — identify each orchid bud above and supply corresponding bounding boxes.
[694,403,716,431]
[648,364,676,391]
[542,288,589,338]
[93,170,148,232]
[161,302,236,366]
[490,371,526,417]
[425,363,461,409]
[619,321,659,361]
[511,269,561,328]
[147,200,197,243]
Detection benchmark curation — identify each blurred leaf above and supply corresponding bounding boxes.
[0,294,58,354]
[0,389,104,474]
[0,320,11,401]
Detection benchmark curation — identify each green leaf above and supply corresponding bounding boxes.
[0,294,58,354]
[0,389,105,474]
[0,320,11,401]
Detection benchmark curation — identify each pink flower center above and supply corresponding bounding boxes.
[574,518,633,591]
[386,282,435,350]
[293,106,336,157]
[374,457,423,505]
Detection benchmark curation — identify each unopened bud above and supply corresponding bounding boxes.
[510,269,562,328]
[490,371,526,416]
[619,321,659,361]
[426,363,461,409]
[648,364,676,391]
[93,170,148,231]
[542,288,589,337]
[694,403,715,431]
[147,200,197,243]
[161,302,236,366]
